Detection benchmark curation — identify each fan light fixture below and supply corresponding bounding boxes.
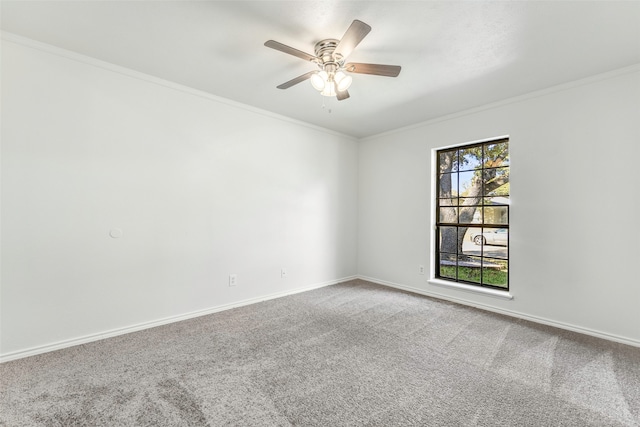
[335,72,353,91]
[310,71,328,91]
[310,70,352,97]
[265,20,401,102]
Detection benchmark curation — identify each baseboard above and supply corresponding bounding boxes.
[358,275,640,348]
[0,276,357,363]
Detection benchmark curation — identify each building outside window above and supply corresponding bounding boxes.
[435,138,509,289]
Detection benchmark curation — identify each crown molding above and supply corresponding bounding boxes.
[1,31,358,142]
[362,62,640,142]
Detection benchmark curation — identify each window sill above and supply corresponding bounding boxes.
[428,279,513,300]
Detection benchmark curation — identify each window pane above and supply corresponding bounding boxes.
[483,259,508,288]
[480,228,508,259]
[484,141,509,168]
[483,167,509,196]
[439,150,458,173]
[439,173,458,198]
[439,207,458,223]
[459,146,482,171]
[439,254,457,279]
[439,226,458,254]
[462,227,482,256]
[459,197,480,207]
[441,197,460,206]
[459,171,477,196]
[484,196,509,206]
[459,205,482,224]
[484,206,508,225]
[458,256,482,283]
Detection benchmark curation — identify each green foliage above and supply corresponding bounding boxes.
[439,266,508,289]
[490,182,510,196]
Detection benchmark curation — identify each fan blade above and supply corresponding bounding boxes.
[334,20,371,60]
[276,71,316,89]
[264,40,317,62]
[336,89,350,101]
[345,63,401,77]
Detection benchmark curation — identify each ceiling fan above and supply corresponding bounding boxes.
[265,20,401,101]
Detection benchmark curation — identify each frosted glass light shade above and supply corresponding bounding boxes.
[310,71,328,91]
[334,72,352,91]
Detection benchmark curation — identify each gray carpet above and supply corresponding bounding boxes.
[1,279,639,426]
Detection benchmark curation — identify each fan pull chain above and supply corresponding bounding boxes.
[321,97,332,114]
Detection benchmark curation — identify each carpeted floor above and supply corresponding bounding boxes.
[1,279,639,426]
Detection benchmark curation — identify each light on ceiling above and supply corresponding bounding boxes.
[311,69,352,97]
[334,71,352,92]
[310,71,328,91]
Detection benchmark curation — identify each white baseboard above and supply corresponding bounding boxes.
[0,276,357,363]
[5,273,634,362]
[358,275,640,348]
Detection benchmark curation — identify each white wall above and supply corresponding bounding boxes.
[3,35,639,362]
[1,39,358,359]
[358,66,640,345]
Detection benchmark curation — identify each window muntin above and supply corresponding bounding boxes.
[436,139,509,290]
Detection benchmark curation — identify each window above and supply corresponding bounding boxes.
[435,138,509,290]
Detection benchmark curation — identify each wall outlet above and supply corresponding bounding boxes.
[281,268,288,279]
[419,265,425,275]
[229,274,237,286]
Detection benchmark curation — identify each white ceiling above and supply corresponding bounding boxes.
[2,1,639,138]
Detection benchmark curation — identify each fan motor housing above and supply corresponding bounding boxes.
[314,39,343,65]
